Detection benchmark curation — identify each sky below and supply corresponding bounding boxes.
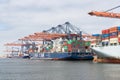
[0,0,120,54]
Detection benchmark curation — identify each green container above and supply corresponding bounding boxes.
[85,41,91,46]
[64,46,68,50]
[46,47,50,50]
[67,40,73,44]
[72,40,76,42]
[75,40,80,45]
[79,42,84,46]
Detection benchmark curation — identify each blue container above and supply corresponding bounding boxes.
[118,26,120,30]
[102,34,109,38]
[110,32,118,36]
[92,34,101,37]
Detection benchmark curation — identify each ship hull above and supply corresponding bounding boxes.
[29,52,93,60]
[91,45,120,59]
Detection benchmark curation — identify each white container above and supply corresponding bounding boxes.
[109,38,118,43]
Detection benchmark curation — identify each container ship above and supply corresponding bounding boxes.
[29,37,93,60]
[91,26,120,63]
[88,5,120,63]
[4,22,93,60]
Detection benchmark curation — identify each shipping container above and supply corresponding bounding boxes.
[109,32,118,36]
[118,38,120,42]
[84,41,91,46]
[110,36,118,38]
[109,26,118,33]
[102,34,109,38]
[92,34,101,37]
[102,29,109,34]
[67,40,73,44]
[110,38,118,41]
[117,26,120,31]
[109,38,118,43]
[63,46,68,50]
[91,37,101,41]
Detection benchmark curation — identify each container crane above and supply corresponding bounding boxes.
[88,5,120,19]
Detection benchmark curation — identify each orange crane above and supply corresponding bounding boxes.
[88,5,120,19]
[4,43,26,46]
[5,32,66,47]
[19,32,67,41]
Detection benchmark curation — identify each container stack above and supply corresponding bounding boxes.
[102,29,109,45]
[100,26,120,45]
[63,39,80,52]
[118,27,120,42]
[109,27,118,44]
[91,34,101,46]
[61,39,90,53]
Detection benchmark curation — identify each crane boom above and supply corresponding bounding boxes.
[88,11,120,19]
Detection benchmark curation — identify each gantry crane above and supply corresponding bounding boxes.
[4,22,90,55]
[4,32,67,54]
[88,5,120,19]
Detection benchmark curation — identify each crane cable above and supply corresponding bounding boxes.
[105,5,120,12]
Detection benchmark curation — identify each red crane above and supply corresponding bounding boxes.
[88,5,120,19]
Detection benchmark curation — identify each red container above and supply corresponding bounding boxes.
[110,36,118,38]
[67,44,72,48]
[102,37,109,40]
[68,49,72,52]
[102,29,109,34]
[118,38,120,42]
[102,30,106,34]
[67,44,72,52]
[105,29,109,34]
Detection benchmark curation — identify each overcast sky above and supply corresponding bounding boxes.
[0,0,120,54]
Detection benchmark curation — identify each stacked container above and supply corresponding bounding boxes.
[109,27,118,44]
[67,40,73,52]
[102,29,109,45]
[91,34,101,46]
[117,27,120,43]
[100,26,120,45]
[62,39,88,52]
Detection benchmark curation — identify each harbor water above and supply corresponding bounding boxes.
[0,58,120,80]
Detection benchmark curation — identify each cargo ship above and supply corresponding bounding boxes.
[28,36,93,60]
[29,52,93,60]
[4,22,94,60]
[91,26,120,63]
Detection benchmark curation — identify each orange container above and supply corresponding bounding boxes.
[109,27,118,33]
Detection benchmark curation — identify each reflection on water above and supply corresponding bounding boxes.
[0,58,120,80]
